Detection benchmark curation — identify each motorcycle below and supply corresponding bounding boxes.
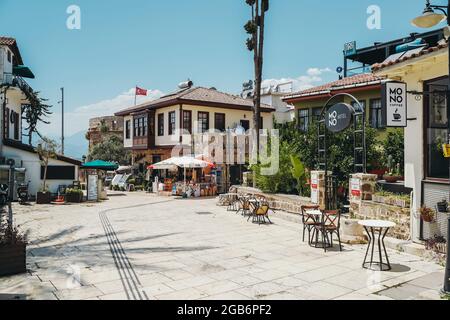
[17,181,30,205]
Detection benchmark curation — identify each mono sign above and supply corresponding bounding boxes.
[325,103,353,133]
[382,82,407,127]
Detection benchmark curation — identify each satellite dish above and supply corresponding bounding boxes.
[336,66,343,74]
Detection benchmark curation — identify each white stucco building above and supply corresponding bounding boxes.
[0,36,81,197]
[373,40,449,242]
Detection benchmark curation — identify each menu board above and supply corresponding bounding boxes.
[87,174,98,201]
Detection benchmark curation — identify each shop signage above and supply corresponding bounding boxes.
[311,172,319,204]
[382,82,407,127]
[344,41,357,57]
[87,174,98,201]
[350,178,361,197]
[325,103,353,133]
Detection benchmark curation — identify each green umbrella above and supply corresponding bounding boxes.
[81,160,119,171]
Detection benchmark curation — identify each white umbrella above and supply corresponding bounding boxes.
[148,156,214,194]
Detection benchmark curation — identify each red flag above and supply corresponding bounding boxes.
[135,87,148,96]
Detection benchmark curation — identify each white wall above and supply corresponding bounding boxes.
[2,145,79,195]
[375,50,448,242]
[0,88,23,141]
[0,46,13,83]
[153,104,274,146]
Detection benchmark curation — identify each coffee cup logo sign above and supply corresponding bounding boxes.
[325,103,353,133]
[383,82,407,127]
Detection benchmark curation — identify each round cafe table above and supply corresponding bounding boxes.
[358,220,396,271]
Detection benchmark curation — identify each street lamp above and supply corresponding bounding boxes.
[412,0,450,294]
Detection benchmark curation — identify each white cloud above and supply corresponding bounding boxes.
[261,67,332,92]
[39,88,164,137]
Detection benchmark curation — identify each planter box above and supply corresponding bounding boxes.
[66,193,83,203]
[36,192,51,204]
[0,243,26,276]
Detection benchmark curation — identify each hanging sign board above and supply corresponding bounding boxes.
[350,178,361,197]
[325,103,353,133]
[382,82,407,127]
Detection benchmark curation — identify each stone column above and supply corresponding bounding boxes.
[349,173,377,215]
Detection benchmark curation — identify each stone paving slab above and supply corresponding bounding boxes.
[0,192,446,300]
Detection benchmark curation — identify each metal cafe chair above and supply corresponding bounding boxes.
[300,205,321,244]
[236,195,251,216]
[312,210,342,252]
[251,198,272,225]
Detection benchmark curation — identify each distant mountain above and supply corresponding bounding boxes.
[28,130,88,160]
[64,130,89,160]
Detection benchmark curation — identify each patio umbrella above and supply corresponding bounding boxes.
[147,156,215,193]
[81,160,119,171]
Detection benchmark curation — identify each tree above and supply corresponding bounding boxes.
[36,137,58,192]
[382,130,404,174]
[290,154,307,196]
[244,0,269,165]
[22,91,52,145]
[88,135,130,165]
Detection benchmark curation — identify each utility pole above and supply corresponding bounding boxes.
[61,87,65,155]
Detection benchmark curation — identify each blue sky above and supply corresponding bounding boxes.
[0,0,441,136]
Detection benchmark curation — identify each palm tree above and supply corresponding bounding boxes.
[244,0,269,186]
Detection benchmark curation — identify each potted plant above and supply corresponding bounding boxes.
[36,138,58,204]
[383,156,401,183]
[420,206,435,223]
[437,199,448,213]
[0,224,27,276]
[65,188,83,203]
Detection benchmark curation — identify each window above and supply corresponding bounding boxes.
[369,99,384,128]
[183,110,192,134]
[158,113,164,136]
[168,111,176,135]
[351,100,366,113]
[312,107,322,122]
[13,112,19,140]
[214,113,225,132]
[240,120,250,131]
[133,118,138,137]
[40,166,75,180]
[125,120,131,139]
[7,50,11,63]
[260,117,263,130]
[298,109,309,132]
[425,78,448,179]
[198,112,209,133]
[143,117,148,136]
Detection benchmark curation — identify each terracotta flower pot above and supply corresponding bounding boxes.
[383,175,400,183]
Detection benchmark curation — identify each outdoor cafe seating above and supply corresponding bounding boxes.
[301,205,343,252]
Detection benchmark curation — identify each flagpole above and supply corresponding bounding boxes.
[134,85,137,106]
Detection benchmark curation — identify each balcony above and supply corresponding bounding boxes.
[1,72,33,93]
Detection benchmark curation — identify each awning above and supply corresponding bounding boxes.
[12,65,35,79]
[81,160,119,171]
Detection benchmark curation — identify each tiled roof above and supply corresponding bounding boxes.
[115,86,274,116]
[372,41,448,71]
[282,74,384,101]
[0,36,23,65]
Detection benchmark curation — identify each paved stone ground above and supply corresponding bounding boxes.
[0,192,446,300]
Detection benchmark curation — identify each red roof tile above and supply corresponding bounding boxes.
[283,74,384,101]
[115,86,274,116]
[372,42,448,71]
[0,36,23,65]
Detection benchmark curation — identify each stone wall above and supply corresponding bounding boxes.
[235,186,311,214]
[350,201,410,240]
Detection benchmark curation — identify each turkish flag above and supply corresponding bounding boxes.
[136,87,148,96]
